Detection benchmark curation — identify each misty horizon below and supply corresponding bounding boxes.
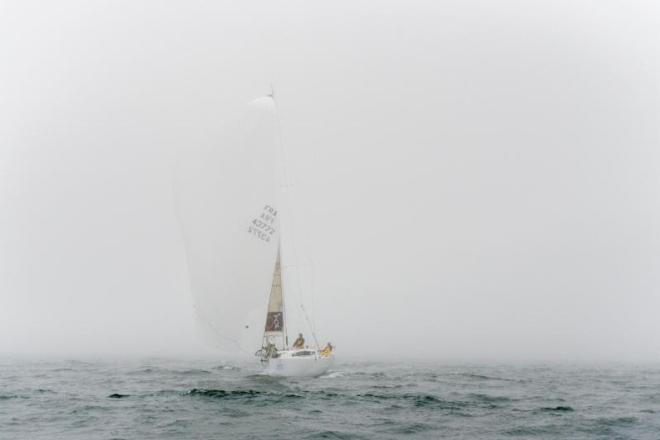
[1,0,659,364]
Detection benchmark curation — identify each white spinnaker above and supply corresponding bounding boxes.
[175,97,280,355]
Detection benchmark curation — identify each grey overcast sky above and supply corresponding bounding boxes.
[1,0,659,361]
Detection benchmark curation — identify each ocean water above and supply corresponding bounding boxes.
[1,359,659,439]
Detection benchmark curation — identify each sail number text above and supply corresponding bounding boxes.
[248,205,278,242]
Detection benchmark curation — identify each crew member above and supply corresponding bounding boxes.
[265,342,278,359]
[320,342,334,356]
[292,333,305,349]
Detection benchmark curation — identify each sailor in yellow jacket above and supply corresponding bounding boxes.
[292,333,305,349]
[320,342,334,356]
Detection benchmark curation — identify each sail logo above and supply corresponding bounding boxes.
[265,312,283,332]
[248,205,278,242]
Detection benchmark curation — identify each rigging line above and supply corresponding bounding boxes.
[309,256,316,336]
[271,89,320,350]
[300,303,320,349]
[277,243,289,350]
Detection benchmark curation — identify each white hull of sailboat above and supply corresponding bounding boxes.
[263,352,334,377]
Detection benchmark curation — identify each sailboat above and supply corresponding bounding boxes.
[175,93,334,377]
[257,240,334,377]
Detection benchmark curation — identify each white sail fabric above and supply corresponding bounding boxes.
[175,97,281,355]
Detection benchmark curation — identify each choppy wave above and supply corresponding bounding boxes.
[539,405,574,412]
[1,361,659,439]
[188,388,263,398]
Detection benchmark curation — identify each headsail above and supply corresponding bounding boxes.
[175,97,281,355]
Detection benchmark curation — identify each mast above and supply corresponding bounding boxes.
[281,243,289,349]
[270,87,320,350]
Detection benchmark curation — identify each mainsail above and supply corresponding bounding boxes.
[175,97,281,355]
[263,248,287,349]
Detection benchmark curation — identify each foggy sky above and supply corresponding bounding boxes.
[1,0,659,362]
